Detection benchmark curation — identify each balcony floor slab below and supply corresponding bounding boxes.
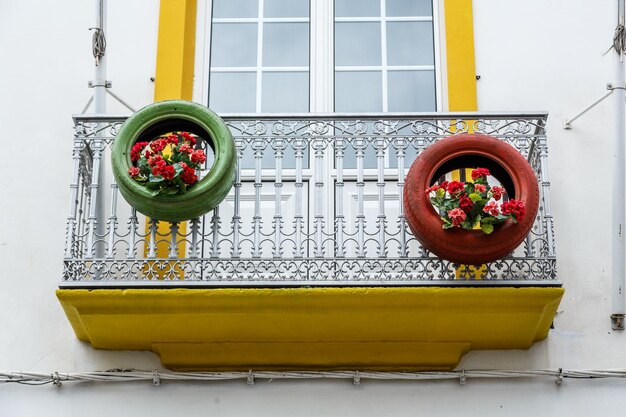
[56,286,563,371]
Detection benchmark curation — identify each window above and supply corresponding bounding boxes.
[208,0,310,113]
[197,0,441,113]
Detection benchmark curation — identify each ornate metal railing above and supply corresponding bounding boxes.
[62,112,557,287]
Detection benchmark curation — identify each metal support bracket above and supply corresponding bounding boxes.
[611,313,625,330]
[563,84,618,129]
[88,80,112,88]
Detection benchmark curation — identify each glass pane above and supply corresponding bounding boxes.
[211,23,258,67]
[213,0,258,18]
[265,0,309,17]
[387,22,434,66]
[387,70,436,111]
[386,0,432,16]
[209,72,256,113]
[335,71,382,112]
[263,23,309,67]
[335,23,381,66]
[336,0,380,17]
[262,72,309,112]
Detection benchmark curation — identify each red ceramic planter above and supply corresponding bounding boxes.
[403,134,539,265]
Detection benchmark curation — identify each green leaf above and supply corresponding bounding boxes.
[162,187,179,195]
[481,222,494,234]
[442,222,454,229]
[146,181,160,190]
[148,174,165,183]
[468,193,482,203]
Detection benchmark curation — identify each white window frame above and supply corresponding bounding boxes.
[193,0,445,113]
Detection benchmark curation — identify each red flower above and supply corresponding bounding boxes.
[474,183,486,193]
[166,134,179,145]
[448,208,467,227]
[439,181,449,190]
[181,166,198,185]
[180,131,196,146]
[191,149,207,165]
[501,199,526,220]
[471,167,490,181]
[161,165,176,180]
[148,154,164,168]
[128,167,140,177]
[459,195,474,213]
[179,143,193,154]
[425,184,440,195]
[446,180,465,195]
[151,158,167,176]
[483,201,500,216]
[130,141,149,162]
[490,186,504,201]
[150,139,167,153]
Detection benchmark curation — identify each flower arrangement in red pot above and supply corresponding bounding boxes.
[403,134,539,265]
[426,167,526,235]
[127,131,207,196]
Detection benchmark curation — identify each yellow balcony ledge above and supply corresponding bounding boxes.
[57,286,563,371]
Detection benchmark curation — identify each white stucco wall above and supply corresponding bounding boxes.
[1,0,625,414]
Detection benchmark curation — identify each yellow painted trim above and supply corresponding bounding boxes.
[154,0,197,101]
[149,0,198,263]
[57,286,564,371]
[444,0,477,111]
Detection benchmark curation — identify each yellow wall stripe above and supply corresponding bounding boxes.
[149,0,197,261]
[444,0,477,111]
[154,0,197,101]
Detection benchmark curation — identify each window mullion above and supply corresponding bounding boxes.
[380,0,388,113]
[256,0,264,113]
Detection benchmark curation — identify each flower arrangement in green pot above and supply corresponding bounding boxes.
[127,131,207,196]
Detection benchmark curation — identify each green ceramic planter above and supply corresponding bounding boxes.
[111,100,236,222]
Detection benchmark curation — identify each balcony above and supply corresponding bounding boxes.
[57,112,564,371]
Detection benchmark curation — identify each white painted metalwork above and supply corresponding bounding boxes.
[63,113,557,286]
[612,0,626,330]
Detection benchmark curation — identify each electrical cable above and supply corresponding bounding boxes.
[3,368,626,387]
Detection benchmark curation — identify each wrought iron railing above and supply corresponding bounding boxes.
[62,113,557,287]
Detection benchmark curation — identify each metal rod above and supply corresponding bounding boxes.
[210,208,220,258]
[106,182,118,258]
[105,89,136,112]
[356,140,366,257]
[273,140,284,258]
[65,141,83,258]
[376,138,387,257]
[127,209,137,259]
[169,222,179,259]
[335,139,346,257]
[396,138,408,257]
[252,139,263,258]
[85,139,103,259]
[563,90,613,129]
[189,218,200,259]
[613,0,626,331]
[314,139,325,257]
[294,140,304,258]
[231,149,242,258]
[148,219,157,258]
